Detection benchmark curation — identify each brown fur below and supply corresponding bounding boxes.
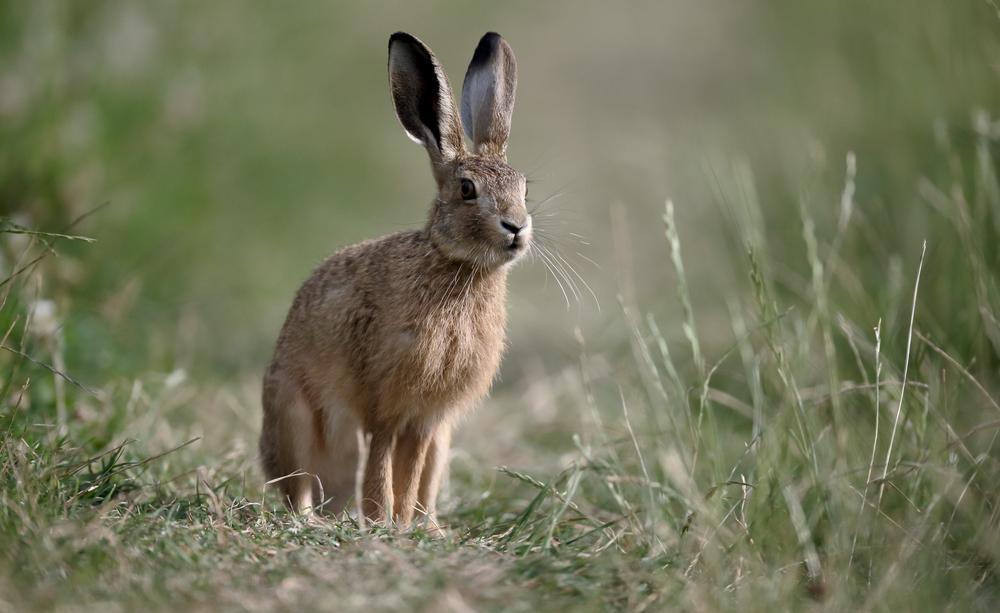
[260,31,528,529]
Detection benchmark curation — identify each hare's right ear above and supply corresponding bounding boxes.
[388,32,465,166]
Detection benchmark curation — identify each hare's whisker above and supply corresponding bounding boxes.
[526,187,574,214]
[535,243,580,305]
[549,245,600,311]
[533,228,590,250]
[574,251,601,269]
[532,244,571,309]
[545,243,590,307]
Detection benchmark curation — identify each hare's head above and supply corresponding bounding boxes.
[389,32,530,269]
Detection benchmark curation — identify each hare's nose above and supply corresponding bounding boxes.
[500,220,524,235]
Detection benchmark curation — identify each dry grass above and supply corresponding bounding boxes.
[3,1,1000,610]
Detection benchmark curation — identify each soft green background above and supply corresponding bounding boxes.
[3,1,1000,610]
[5,0,997,379]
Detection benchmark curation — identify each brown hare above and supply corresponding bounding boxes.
[259,31,529,530]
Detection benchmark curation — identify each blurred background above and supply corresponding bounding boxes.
[4,1,1000,609]
[2,0,999,469]
[0,0,1000,364]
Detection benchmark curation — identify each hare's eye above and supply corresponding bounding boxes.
[460,179,477,201]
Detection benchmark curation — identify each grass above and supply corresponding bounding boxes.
[3,114,1000,610]
[3,1,1000,611]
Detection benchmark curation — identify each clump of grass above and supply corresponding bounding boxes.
[2,107,1000,611]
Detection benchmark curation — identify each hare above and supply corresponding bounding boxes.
[259,31,529,529]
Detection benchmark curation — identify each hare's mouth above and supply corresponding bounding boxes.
[495,216,531,262]
[506,231,533,254]
[500,235,530,263]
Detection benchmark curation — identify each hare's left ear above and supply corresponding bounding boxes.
[461,32,517,158]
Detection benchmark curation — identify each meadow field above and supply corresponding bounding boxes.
[2,1,1000,610]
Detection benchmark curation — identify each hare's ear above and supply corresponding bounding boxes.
[461,32,517,158]
[388,32,465,165]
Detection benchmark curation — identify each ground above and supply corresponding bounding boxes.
[2,1,1000,611]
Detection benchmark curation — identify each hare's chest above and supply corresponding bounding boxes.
[388,303,506,407]
[430,310,504,376]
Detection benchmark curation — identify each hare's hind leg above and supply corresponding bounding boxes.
[310,405,361,515]
[261,366,317,514]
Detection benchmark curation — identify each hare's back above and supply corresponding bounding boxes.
[278,231,425,353]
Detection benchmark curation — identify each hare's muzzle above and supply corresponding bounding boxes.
[500,215,532,255]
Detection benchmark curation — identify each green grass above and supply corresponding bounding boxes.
[3,1,1000,611]
[4,120,1000,610]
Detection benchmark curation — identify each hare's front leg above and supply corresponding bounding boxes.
[391,423,435,528]
[417,423,451,532]
[361,428,396,525]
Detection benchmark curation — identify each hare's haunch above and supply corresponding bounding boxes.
[260,32,529,529]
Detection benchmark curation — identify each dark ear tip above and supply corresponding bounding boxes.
[471,32,510,67]
[389,31,421,50]
[389,32,437,69]
[390,31,414,42]
[477,32,504,49]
